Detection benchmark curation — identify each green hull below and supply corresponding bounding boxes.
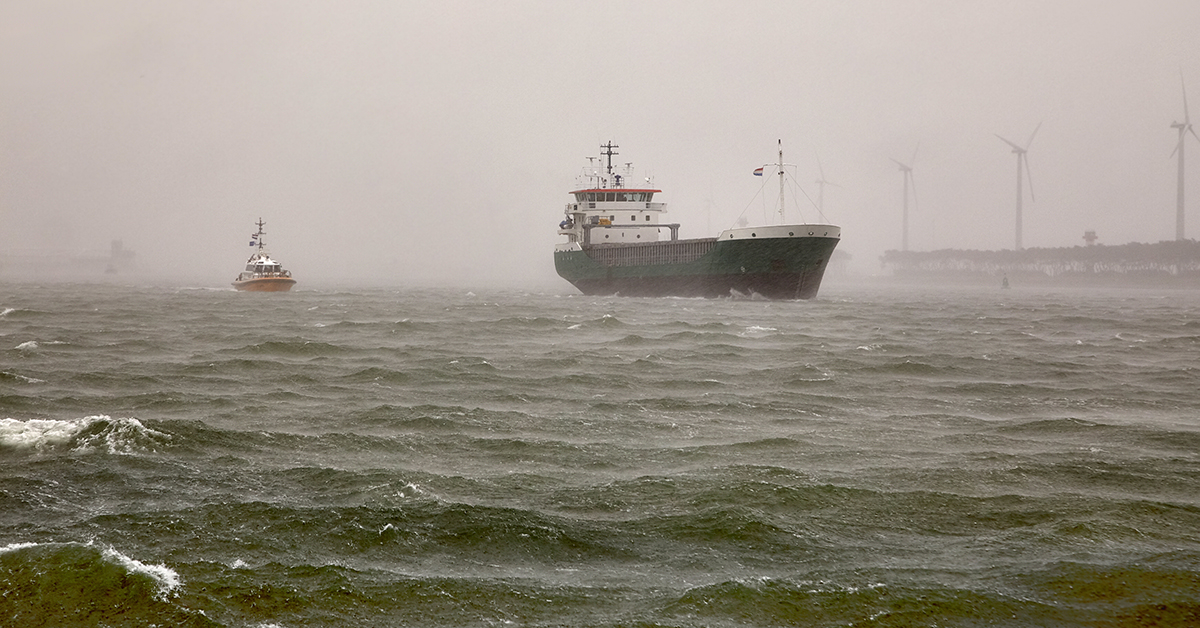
[554,234,839,299]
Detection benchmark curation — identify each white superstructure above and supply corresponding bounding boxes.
[556,141,679,248]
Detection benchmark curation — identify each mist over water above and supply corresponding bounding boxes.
[4,1,1200,286]
[2,282,1198,626]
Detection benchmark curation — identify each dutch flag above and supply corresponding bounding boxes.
[753,167,764,176]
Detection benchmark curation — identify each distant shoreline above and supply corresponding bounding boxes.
[878,240,1200,288]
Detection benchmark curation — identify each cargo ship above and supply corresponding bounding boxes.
[232,219,296,292]
[553,142,840,299]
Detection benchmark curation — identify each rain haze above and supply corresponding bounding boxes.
[2,0,1199,289]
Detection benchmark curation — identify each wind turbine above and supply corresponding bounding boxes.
[814,153,840,214]
[996,122,1041,250]
[1171,74,1200,240]
[890,145,918,251]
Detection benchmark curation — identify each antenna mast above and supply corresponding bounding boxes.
[253,218,267,252]
[601,141,620,187]
[777,140,785,223]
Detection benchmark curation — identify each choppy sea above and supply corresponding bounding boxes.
[2,281,1199,627]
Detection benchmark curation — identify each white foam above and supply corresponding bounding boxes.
[101,545,181,599]
[0,542,181,600]
[0,371,45,384]
[0,541,40,553]
[0,415,169,454]
[0,307,14,317]
[15,340,38,350]
[0,417,89,448]
[74,416,171,454]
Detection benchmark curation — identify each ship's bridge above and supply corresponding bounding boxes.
[560,188,676,245]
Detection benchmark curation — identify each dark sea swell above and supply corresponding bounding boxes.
[1,282,1199,626]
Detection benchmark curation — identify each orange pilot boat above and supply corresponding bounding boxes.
[233,219,297,292]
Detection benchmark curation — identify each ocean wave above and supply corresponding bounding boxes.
[0,370,45,384]
[0,541,201,626]
[661,577,1034,626]
[0,415,171,454]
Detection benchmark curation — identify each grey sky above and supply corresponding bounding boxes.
[3,1,1199,287]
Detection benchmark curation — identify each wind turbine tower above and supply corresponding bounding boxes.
[996,122,1041,250]
[814,154,840,215]
[890,148,917,251]
[1172,75,1200,240]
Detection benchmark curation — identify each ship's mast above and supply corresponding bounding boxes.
[252,218,267,253]
[777,139,785,223]
[601,141,619,187]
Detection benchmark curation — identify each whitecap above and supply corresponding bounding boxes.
[0,371,45,384]
[15,340,38,350]
[73,416,171,455]
[0,417,88,449]
[101,545,181,599]
[0,307,14,317]
[0,541,40,553]
[0,415,170,454]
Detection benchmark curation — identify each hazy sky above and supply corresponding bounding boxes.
[3,1,1199,287]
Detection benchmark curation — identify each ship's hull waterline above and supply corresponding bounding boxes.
[555,229,839,300]
[232,277,297,292]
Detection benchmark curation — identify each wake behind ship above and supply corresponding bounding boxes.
[554,141,840,299]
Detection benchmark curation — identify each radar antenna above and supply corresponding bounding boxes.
[601,141,620,182]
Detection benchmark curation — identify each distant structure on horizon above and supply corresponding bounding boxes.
[1171,74,1200,240]
[1083,230,1098,246]
[880,239,1200,286]
[814,154,840,215]
[890,146,918,252]
[0,239,135,277]
[996,123,1041,250]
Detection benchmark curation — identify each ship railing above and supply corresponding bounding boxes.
[570,202,667,211]
[583,236,715,267]
[241,270,292,279]
[582,223,680,244]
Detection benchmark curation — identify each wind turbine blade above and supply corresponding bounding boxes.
[1182,71,1191,124]
[1190,126,1200,144]
[1024,154,1035,202]
[1025,121,1043,149]
[995,134,1024,152]
[890,157,911,171]
[1171,136,1182,159]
